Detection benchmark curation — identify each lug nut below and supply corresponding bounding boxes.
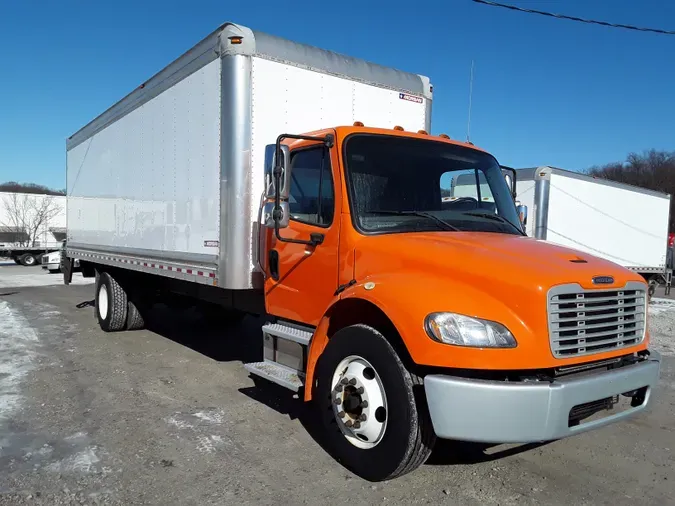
[337,411,346,418]
[334,385,344,393]
[356,386,364,394]
[353,421,361,429]
[333,397,342,405]
[359,414,367,421]
[340,378,349,385]
[361,400,368,408]
[348,378,357,385]
[345,420,353,428]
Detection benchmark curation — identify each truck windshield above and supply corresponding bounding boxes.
[344,135,523,235]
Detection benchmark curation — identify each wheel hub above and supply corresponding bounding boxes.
[331,356,388,449]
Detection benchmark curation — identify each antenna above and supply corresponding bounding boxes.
[467,60,474,143]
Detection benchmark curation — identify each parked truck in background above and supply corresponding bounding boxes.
[513,167,672,296]
[64,23,662,481]
[0,191,66,266]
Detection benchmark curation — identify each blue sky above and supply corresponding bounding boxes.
[0,0,673,190]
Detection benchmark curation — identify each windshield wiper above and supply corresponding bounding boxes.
[462,211,525,235]
[367,210,460,231]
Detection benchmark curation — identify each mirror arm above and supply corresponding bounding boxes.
[272,133,334,247]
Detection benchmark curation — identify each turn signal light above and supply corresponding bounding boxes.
[229,36,243,44]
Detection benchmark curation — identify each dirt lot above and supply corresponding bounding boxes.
[0,267,673,505]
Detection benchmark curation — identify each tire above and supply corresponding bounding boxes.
[12,257,21,265]
[315,324,436,481]
[125,299,146,331]
[95,271,128,332]
[19,253,36,266]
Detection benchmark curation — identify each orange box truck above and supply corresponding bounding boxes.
[64,22,661,481]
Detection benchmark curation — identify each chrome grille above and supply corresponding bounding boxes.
[548,282,647,359]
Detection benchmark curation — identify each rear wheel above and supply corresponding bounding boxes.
[315,324,436,481]
[95,271,128,332]
[12,257,21,265]
[125,299,147,330]
[19,253,36,266]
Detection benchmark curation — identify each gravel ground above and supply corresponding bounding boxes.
[0,273,673,505]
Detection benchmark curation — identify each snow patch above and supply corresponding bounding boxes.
[193,410,225,424]
[195,434,226,454]
[0,300,39,420]
[166,415,194,430]
[648,299,675,356]
[46,447,101,474]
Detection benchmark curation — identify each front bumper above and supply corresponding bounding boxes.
[424,351,661,443]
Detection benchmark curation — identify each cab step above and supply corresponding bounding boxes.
[244,361,304,392]
[244,321,314,392]
[262,322,312,345]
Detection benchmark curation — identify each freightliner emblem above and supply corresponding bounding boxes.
[592,276,614,285]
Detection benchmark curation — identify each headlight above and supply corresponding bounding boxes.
[425,312,517,348]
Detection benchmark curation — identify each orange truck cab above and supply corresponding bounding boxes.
[252,124,661,480]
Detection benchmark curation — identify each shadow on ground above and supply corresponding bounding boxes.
[75,297,550,473]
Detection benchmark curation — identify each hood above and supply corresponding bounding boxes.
[354,232,643,294]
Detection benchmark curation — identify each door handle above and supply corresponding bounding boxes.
[269,249,280,281]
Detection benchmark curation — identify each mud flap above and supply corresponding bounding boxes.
[62,257,74,285]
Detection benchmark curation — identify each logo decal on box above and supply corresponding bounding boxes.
[399,92,423,104]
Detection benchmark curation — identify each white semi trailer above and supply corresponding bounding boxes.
[514,166,672,295]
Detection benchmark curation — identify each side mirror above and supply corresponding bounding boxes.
[504,173,513,191]
[516,204,528,227]
[264,144,291,200]
[262,201,290,229]
[500,165,517,200]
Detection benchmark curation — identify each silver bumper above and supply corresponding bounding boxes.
[424,351,661,443]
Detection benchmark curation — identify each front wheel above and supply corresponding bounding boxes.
[315,324,436,481]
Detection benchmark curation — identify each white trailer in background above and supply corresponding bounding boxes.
[0,191,66,265]
[514,166,672,295]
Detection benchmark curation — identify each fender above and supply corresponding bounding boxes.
[304,270,547,401]
[303,279,396,402]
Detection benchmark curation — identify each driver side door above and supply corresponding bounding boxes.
[264,141,341,326]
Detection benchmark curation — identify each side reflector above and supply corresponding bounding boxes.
[229,36,243,44]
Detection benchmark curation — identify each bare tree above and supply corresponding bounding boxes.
[0,193,62,247]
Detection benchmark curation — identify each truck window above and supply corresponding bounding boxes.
[288,147,334,226]
[344,135,521,235]
[441,170,496,213]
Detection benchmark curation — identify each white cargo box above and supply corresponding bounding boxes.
[66,23,432,289]
[515,166,671,275]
